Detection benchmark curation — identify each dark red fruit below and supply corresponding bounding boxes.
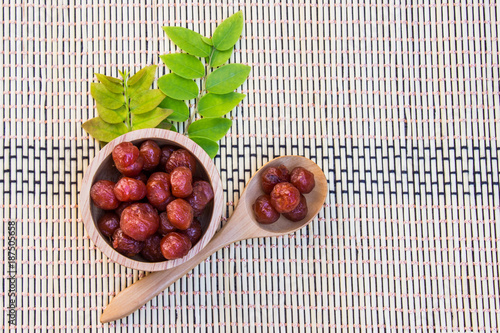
[165,149,196,174]
[166,198,193,230]
[158,211,178,235]
[290,167,315,194]
[270,182,301,213]
[120,203,160,241]
[146,172,172,211]
[186,180,214,216]
[283,194,308,222]
[159,146,176,171]
[113,177,147,202]
[261,165,290,194]
[112,142,139,168]
[112,228,144,257]
[170,166,193,198]
[140,140,161,171]
[97,212,120,238]
[181,218,202,245]
[160,232,192,260]
[141,234,166,262]
[253,194,280,224]
[90,180,120,210]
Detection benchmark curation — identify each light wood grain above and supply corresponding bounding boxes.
[79,128,224,272]
[100,155,328,323]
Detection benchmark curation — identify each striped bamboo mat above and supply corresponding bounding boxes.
[1,1,500,331]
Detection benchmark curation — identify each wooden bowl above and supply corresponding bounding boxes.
[79,129,224,271]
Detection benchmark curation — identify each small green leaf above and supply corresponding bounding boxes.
[128,65,158,97]
[212,11,244,51]
[156,119,173,130]
[187,118,232,141]
[210,48,233,67]
[159,96,189,122]
[82,117,128,142]
[130,89,166,114]
[90,83,124,109]
[158,73,199,100]
[189,136,219,159]
[132,108,173,130]
[205,64,251,94]
[198,92,245,118]
[160,54,204,79]
[95,73,123,94]
[201,36,213,46]
[163,27,211,57]
[96,103,127,124]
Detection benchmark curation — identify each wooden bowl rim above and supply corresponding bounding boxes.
[79,129,223,272]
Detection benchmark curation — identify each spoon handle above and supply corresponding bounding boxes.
[100,211,259,323]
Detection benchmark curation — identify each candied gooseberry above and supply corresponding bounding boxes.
[120,203,160,241]
[270,182,301,213]
[90,180,120,210]
[140,140,161,171]
[166,199,193,230]
[160,232,192,260]
[170,166,193,198]
[253,194,280,224]
[290,167,315,194]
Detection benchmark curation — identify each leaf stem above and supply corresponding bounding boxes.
[123,73,132,130]
[184,47,215,135]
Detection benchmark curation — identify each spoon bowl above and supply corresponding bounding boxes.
[100,155,328,323]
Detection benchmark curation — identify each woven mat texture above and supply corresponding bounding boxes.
[2,0,500,332]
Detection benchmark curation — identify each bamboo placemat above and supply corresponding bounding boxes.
[1,0,500,331]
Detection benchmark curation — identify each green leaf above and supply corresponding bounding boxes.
[128,65,158,97]
[156,119,173,130]
[96,103,127,124]
[212,11,244,51]
[163,27,211,57]
[210,48,233,67]
[95,73,123,94]
[130,89,166,114]
[160,54,204,79]
[158,73,199,100]
[132,108,173,130]
[201,36,213,46]
[90,83,124,109]
[187,118,232,141]
[205,64,251,94]
[189,136,219,159]
[159,96,189,122]
[82,117,128,142]
[198,92,245,118]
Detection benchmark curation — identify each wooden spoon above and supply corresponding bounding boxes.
[100,156,328,323]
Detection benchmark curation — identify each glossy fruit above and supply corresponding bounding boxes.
[261,165,290,194]
[120,203,160,241]
[140,140,161,171]
[160,232,192,260]
[112,142,139,168]
[166,198,193,230]
[290,167,315,194]
[283,194,308,221]
[166,149,196,174]
[141,234,166,262]
[97,212,120,238]
[170,166,193,198]
[270,182,301,213]
[159,145,176,171]
[158,211,178,235]
[253,194,280,224]
[113,177,147,202]
[186,180,214,216]
[181,218,202,245]
[112,228,144,257]
[146,172,171,211]
[90,180,120,210]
